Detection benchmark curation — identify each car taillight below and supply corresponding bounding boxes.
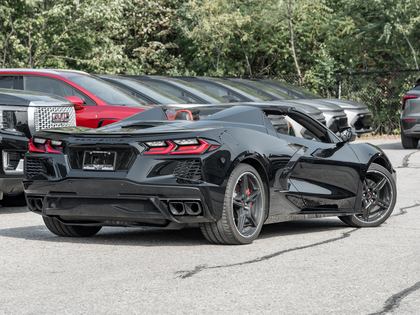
[402,94,419,110]
[29,138,63,153]
[143,138,218,155]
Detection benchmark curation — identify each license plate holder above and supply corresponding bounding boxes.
[83,151,116,171]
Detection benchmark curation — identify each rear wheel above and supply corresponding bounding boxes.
[200,164,267,245]
[43,217,102,237]
[339,164,396,227]
[401,131,419,149]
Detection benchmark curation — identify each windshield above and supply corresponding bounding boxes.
[63,73,146,106]
[109,77,186,104]
[270,81,322,99]
[204,77,270,101]
[231,79,294,100]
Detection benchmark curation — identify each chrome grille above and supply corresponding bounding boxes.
[34,106,76,132]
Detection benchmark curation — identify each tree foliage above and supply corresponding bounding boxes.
[0,0,419,76]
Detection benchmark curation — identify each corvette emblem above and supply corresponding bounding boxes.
[52,113,70,122]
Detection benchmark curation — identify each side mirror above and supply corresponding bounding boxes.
[337,126,356,144]
[64,96,85,111]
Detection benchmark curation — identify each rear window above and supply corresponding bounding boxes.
[0,76,14,89]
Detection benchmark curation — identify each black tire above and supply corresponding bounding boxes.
[200,163,267,245]
[401,130,419,149]
[43,216,102,237]
[339,164,396,227]
[0,193,27,207]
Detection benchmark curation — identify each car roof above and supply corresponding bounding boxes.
[0,68,88,76]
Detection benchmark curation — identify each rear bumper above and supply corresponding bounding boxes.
[0,177,24,199]
[23,178,222,228]
[401,119,420,138]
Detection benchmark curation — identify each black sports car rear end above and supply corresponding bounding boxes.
[23,105,397,244]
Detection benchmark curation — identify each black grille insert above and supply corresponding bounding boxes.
[173,160,202,181]
[25,158,45,179]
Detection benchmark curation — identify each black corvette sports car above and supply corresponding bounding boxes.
[23,104,397,245]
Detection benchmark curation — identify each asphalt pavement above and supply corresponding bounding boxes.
[0,137,419,315]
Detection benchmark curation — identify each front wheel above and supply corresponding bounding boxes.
[43,217,102,237]
[200,163,267,245]
[339,164,396,227]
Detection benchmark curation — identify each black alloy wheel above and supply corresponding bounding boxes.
[200,163,267,245]
[43,217,102,237]
[339,164,396,227]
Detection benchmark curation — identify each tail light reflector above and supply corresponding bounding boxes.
[402,94,419,109]
[29,138,63,153]
[143,138,217,155]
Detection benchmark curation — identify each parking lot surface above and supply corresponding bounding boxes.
[1,138,419,314]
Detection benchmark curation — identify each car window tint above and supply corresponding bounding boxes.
[240,80,294,100]
[166,78,226,103]
[138,80,192,103]
[413,85,420,90]
[274,81,323,99]
[187,81,242,101]
[110,78,185,104]
[205,77,269,101]
[269,114,322,142]
[24,76,73,97]
[65,74,145,106]
[0,76,14,89]
[74,90,96,105]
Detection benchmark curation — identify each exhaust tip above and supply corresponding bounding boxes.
[169,202,185,215]
[34,198,44,211]
[185,202,202,215]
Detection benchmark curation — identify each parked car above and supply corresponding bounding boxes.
[252,79,373,135]
[175,76,272,102]
[0,69,153,128]
[0,88,76,205]
[95,75,187,105]
[401,80,420,149]
[122,75,227,104]
[175,76,348,133]
[23,104,396,244]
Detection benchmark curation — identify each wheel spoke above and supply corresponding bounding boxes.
[236,210,247,233]
[246,189,261,203]
[376,198,390,209]
[240,175,249,197]
[373,178,387,192]
[232,196,243,208]
[363,201,372,221]
[247,209,258,227]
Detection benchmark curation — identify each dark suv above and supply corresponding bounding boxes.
[0,89,76,205]
[401,79,420,149]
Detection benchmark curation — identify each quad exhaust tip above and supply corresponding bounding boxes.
[27,197,44,211]
[168,201,202,216]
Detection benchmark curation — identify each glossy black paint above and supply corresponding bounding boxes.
[23,105,395,230]
[0,130,28,197]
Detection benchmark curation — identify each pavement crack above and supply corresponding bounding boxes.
[368,280,420,315]
[400,151,417,168]
[393,202,420,217]
[176,228,358,279]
